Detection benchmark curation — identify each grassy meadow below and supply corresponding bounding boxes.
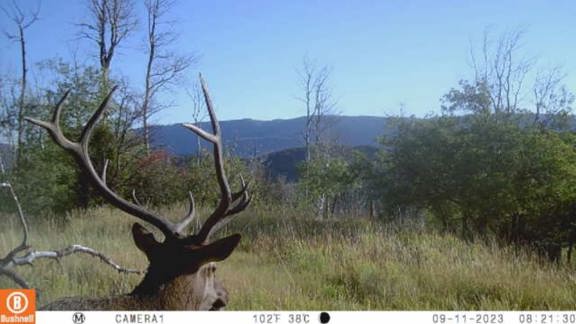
[1,204,576,310]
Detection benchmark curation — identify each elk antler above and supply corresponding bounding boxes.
[183,74,251,243]
[25,89,181,240]
[25,74,250,244]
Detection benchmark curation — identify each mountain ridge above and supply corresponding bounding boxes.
[150,115,390,157]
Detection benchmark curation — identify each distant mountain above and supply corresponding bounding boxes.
[150,115,391,158]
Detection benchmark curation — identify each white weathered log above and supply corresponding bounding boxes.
[6,245,143,274]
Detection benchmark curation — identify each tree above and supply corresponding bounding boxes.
[15,60,105,213]
[446,28,573,125]
[14,60,144,213]
[375,114,576,261]
[533,66,574,129]
[468,28,531,115]
[297,57,336,162]
[79,0,137,91]
[1,1,40,166]
[141,0,194,154]
[0,75,16,143]
[126,149,188,207]
[433,27,576,250]
[299,155,346,219]
[186,80,207,161]
[296,57,339,218]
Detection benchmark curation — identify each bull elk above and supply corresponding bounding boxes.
[25,75,250,310]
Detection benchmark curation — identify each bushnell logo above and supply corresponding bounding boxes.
[0,289,35,324]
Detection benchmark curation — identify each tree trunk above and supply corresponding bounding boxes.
[101,64,111,95]
[142,13,156,155]
[330,194,338,218]
[316,194,325,220]
[16,26,27,167]
[370,200,376,219]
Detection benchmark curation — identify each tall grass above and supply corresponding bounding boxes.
[1,204,575,310]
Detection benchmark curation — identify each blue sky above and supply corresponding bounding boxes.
[1,0,575,124]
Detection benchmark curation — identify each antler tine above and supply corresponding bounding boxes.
[181,123,217,143]
[225,179,251,222]
[181,74,221,145]
[131,189,143,206]
[205,192,251,240]
[80,87,117,147]
[182,74,254,243]
[101,159,109,184]
[197,74,231,207]
[230,188,251,214]
[25,89,76,152]
[26,88,180,240]
[175,192,196,234]
[231,175,249,201]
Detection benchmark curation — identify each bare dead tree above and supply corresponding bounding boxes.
[0,155,142,289]
[296,57,338,219]
[1,0,40,167]
[533,66,574,128]
[297,56,336,162]
[79,0,138,91]
[142,0,195,154]
[186,81,207,162]
[469,28,533,114]
[466,28,573,125]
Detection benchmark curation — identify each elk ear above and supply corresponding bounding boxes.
[197,234,241,264]
[132,223,160,256]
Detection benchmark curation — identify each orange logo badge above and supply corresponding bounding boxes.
[0,289,35,324]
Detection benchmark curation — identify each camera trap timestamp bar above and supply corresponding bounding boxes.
[34,311,576,324]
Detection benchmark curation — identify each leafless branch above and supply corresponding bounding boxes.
[0,154,142,289]
[0,268,29,288]
[5,245,143,275]
[469,28,532,114]
[533,66,574,128]
[141,0,196,153]
[1,0,40,39]
[2,0,41,167]
[78,0,138,84]
[297,56,337,161]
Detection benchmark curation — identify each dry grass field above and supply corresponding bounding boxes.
[1,204,576,310]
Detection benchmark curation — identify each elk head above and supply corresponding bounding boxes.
[25,75,250,310]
